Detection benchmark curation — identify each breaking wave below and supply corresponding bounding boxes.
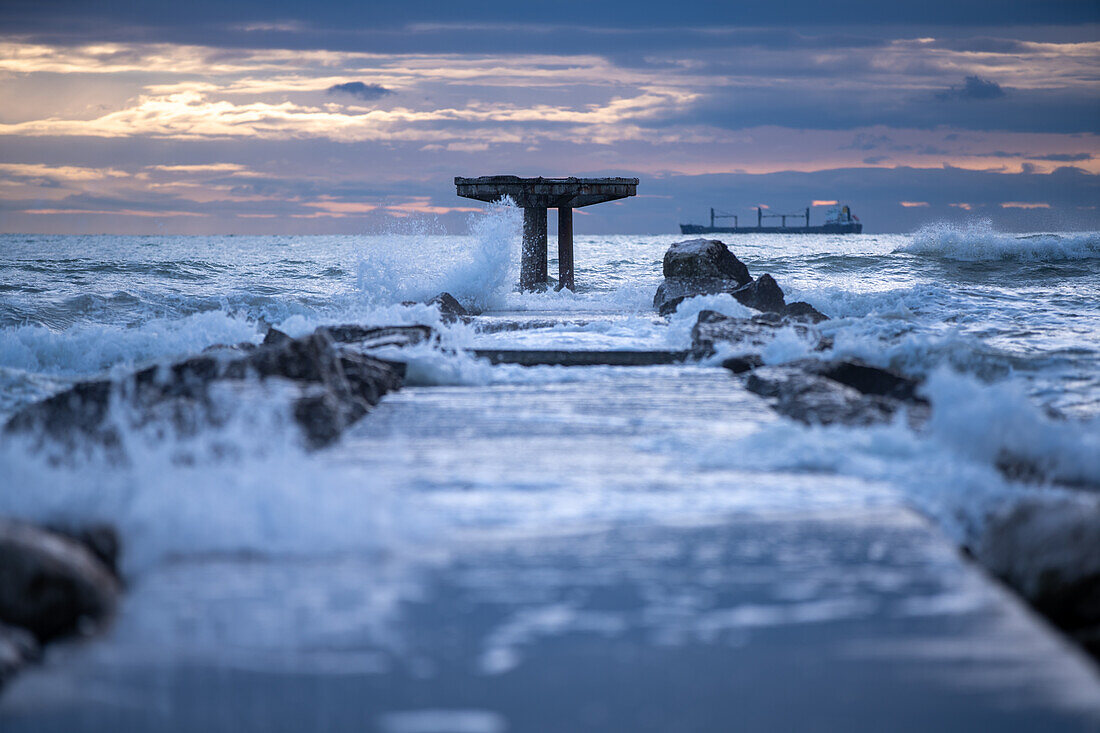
[899,221,1100,262]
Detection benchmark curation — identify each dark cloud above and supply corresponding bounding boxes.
[976,151,1093,161]
[326,82,393,101]
[3,0,1098,51]
[936,75,1006,101]
[656,85,1098,134]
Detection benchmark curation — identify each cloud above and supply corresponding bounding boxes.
[936,75,1006,101]
[326,81,393,101]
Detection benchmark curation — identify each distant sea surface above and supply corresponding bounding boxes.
[2,216,1100,731]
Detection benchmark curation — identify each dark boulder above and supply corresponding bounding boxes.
[5,329,406,451]
[800,360,925,404]
[662,239,752,285]
[744,365,901,426]
[654,277,737,316]
[427,292,470,322]
[45,524,121,578]
[976,498,1100,657]
[729,274,786,314]
[785,301,829,324]
[690,310,822,359]
[0,520,121,643]
[739,359,927,426]
[262,328,293,347]
[720,355,763,374]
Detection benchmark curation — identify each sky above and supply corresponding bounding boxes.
[0,1,1097,234]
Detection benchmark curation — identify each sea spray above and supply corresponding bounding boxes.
[355,198,521,310]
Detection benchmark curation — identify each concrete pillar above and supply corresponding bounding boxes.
[557,207,574,291]
[521,207,547,290]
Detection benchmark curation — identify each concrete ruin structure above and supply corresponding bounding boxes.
[455,176,639,290]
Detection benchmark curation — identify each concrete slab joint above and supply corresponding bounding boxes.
[455,176,638,291]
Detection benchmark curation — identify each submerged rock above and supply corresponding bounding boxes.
[0,520,120,643]
[744,365,900,426]
[662,239,751,284]
[976,497,1100,656]
[740,359,927,427]
[784,301,830,324]
[690,310,822,359]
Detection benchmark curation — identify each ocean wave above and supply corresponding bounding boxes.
[899,221,1100,262]
[0,310,260,379]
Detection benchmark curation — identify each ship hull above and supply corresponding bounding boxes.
[680,223,862,235]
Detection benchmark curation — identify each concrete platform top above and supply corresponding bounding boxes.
[455,176,638,208]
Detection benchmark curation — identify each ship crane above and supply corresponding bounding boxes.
[709,208,739,228]
[756,207,810,229]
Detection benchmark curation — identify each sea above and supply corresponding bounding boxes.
[1,206,1099,731]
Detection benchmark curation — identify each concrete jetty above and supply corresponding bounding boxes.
[455,176,638,290]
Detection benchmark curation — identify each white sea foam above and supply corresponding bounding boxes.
[900,221,1100,262]
[355,199,521,311]
[0,310,260,378]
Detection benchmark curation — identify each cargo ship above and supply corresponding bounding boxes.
[680,203,862,234]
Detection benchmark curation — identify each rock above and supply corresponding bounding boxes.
[0,623,39,692]
[729,274,786,314]
[690,310,821,359]
[785,301,829,323]
[0,520,121,643]
[427,292,469,322]
[45,524,121,578]
[262,328,293,347]
[799,360,925,404]
[6,329,406,451]
[662,239,752,285]
[653,277,739,316]
[720,355,763,374]
[976,497,1100,656]
[325,324,433,349]
[744,365,900,426]
[739,359,929,427]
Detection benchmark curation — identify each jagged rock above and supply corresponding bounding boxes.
[739,359,927,426]
[798,360,925,404]
[0,623,39,692]
[653,273,787,317]
[730,274,786,314]
[662,239,752,285]
[653,277,738,316]
[744,365,900,426]
[262,328,293,347]
[690,310,821,359]
[976,498,1100,656]
[427,292,469,322]
[785,301,830,323]
[0,520,121,643]
[5,329,406,451]
[325,324,433,349]
[720,355,763,374]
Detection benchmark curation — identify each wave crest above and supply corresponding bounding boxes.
[899,221,1100,262]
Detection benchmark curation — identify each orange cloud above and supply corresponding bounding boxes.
[1000,202,1050,209]
[899,201,930,207]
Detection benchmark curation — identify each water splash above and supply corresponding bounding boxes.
[899,220,1100,262]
